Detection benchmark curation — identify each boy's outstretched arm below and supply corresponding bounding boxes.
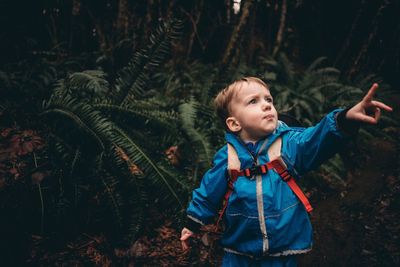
[282,83,393,175]
[346,83,393,124]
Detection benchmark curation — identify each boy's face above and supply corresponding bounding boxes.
[226,82,278,142]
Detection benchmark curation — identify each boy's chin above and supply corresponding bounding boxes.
[262,125,278,135]
[254,128,277,139]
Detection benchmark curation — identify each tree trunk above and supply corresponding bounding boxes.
[116,0,129,39]
[222,0,254,65]
[272,0,287,57]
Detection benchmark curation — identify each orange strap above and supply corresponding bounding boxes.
[268,158,313,213]
[215,176,236,231]
[216,158,312,230]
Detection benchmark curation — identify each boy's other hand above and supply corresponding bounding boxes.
[180,227,194,250]
[346,83,393,124]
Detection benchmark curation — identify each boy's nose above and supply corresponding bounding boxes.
[261,101,271,110]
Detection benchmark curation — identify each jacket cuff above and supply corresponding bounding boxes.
[185,216,202,233]
[335,108,360,135]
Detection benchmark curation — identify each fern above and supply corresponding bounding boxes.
[94,102,179,133]
[114,126,185,208]
[38,18,188,244]
[65,70,110,101]
[179,99,216,171]
[114,19,182,104]
[42,96,109,151]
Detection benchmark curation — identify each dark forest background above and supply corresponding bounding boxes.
[0,0,399,266]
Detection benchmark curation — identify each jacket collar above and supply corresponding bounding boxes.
[225,120,290,159]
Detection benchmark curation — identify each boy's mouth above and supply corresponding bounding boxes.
[263,114,275,121]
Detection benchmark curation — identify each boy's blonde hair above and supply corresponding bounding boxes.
[214,77,269,129]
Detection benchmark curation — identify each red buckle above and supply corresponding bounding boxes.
[244,165,268,177]
[231,165,269,179]
[260,165,267,173]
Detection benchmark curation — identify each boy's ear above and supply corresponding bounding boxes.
[226,117,241,133]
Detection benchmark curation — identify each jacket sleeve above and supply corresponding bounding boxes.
[185,145,228,230]
[282,109,354,176]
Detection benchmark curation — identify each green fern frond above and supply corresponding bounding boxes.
[111,126,185,209]
[179,100,215,168]
[353,74,381,89]
[276,53,295,84]
[42,98,108,151]
[94,103,179,132]
[114,19,182,104]
[146,160,191,210]
[107,143,147,242]
[66,70,110,100]
[312,67,341,77]
[45,108,105,149]
[330,85,364,106]
[156,163,191,192]
[47,134,76,169]
[298,99,318,118]
[305,57,328,72]
[310,82,343,94]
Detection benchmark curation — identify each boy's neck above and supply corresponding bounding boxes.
[242,139,258,144]
[238,133,262,144]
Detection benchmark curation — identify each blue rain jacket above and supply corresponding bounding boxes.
[187,109,349,258]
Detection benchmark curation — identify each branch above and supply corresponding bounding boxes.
[180,5,205,57]
[272,0,287,57]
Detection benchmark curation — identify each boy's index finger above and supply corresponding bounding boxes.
[363,83,379,102]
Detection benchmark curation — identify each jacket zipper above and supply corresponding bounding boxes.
[232,136,271,254]
[256,138,271,254]
[256,173,269,253]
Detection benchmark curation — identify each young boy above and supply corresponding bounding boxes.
[180,77,392,266]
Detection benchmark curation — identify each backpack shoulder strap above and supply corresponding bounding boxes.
[267,136,313,213]
[214,143,240,231]
[267,136,282,161]
[227,143,241,171]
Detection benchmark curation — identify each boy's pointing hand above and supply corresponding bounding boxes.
[346,83,393,124]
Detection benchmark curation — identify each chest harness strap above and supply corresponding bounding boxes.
[215,137,313,230]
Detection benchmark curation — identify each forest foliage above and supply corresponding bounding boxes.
[0,0,399,266]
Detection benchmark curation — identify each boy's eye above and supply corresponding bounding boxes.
[265,97,273,103]
[248,99,257,104]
